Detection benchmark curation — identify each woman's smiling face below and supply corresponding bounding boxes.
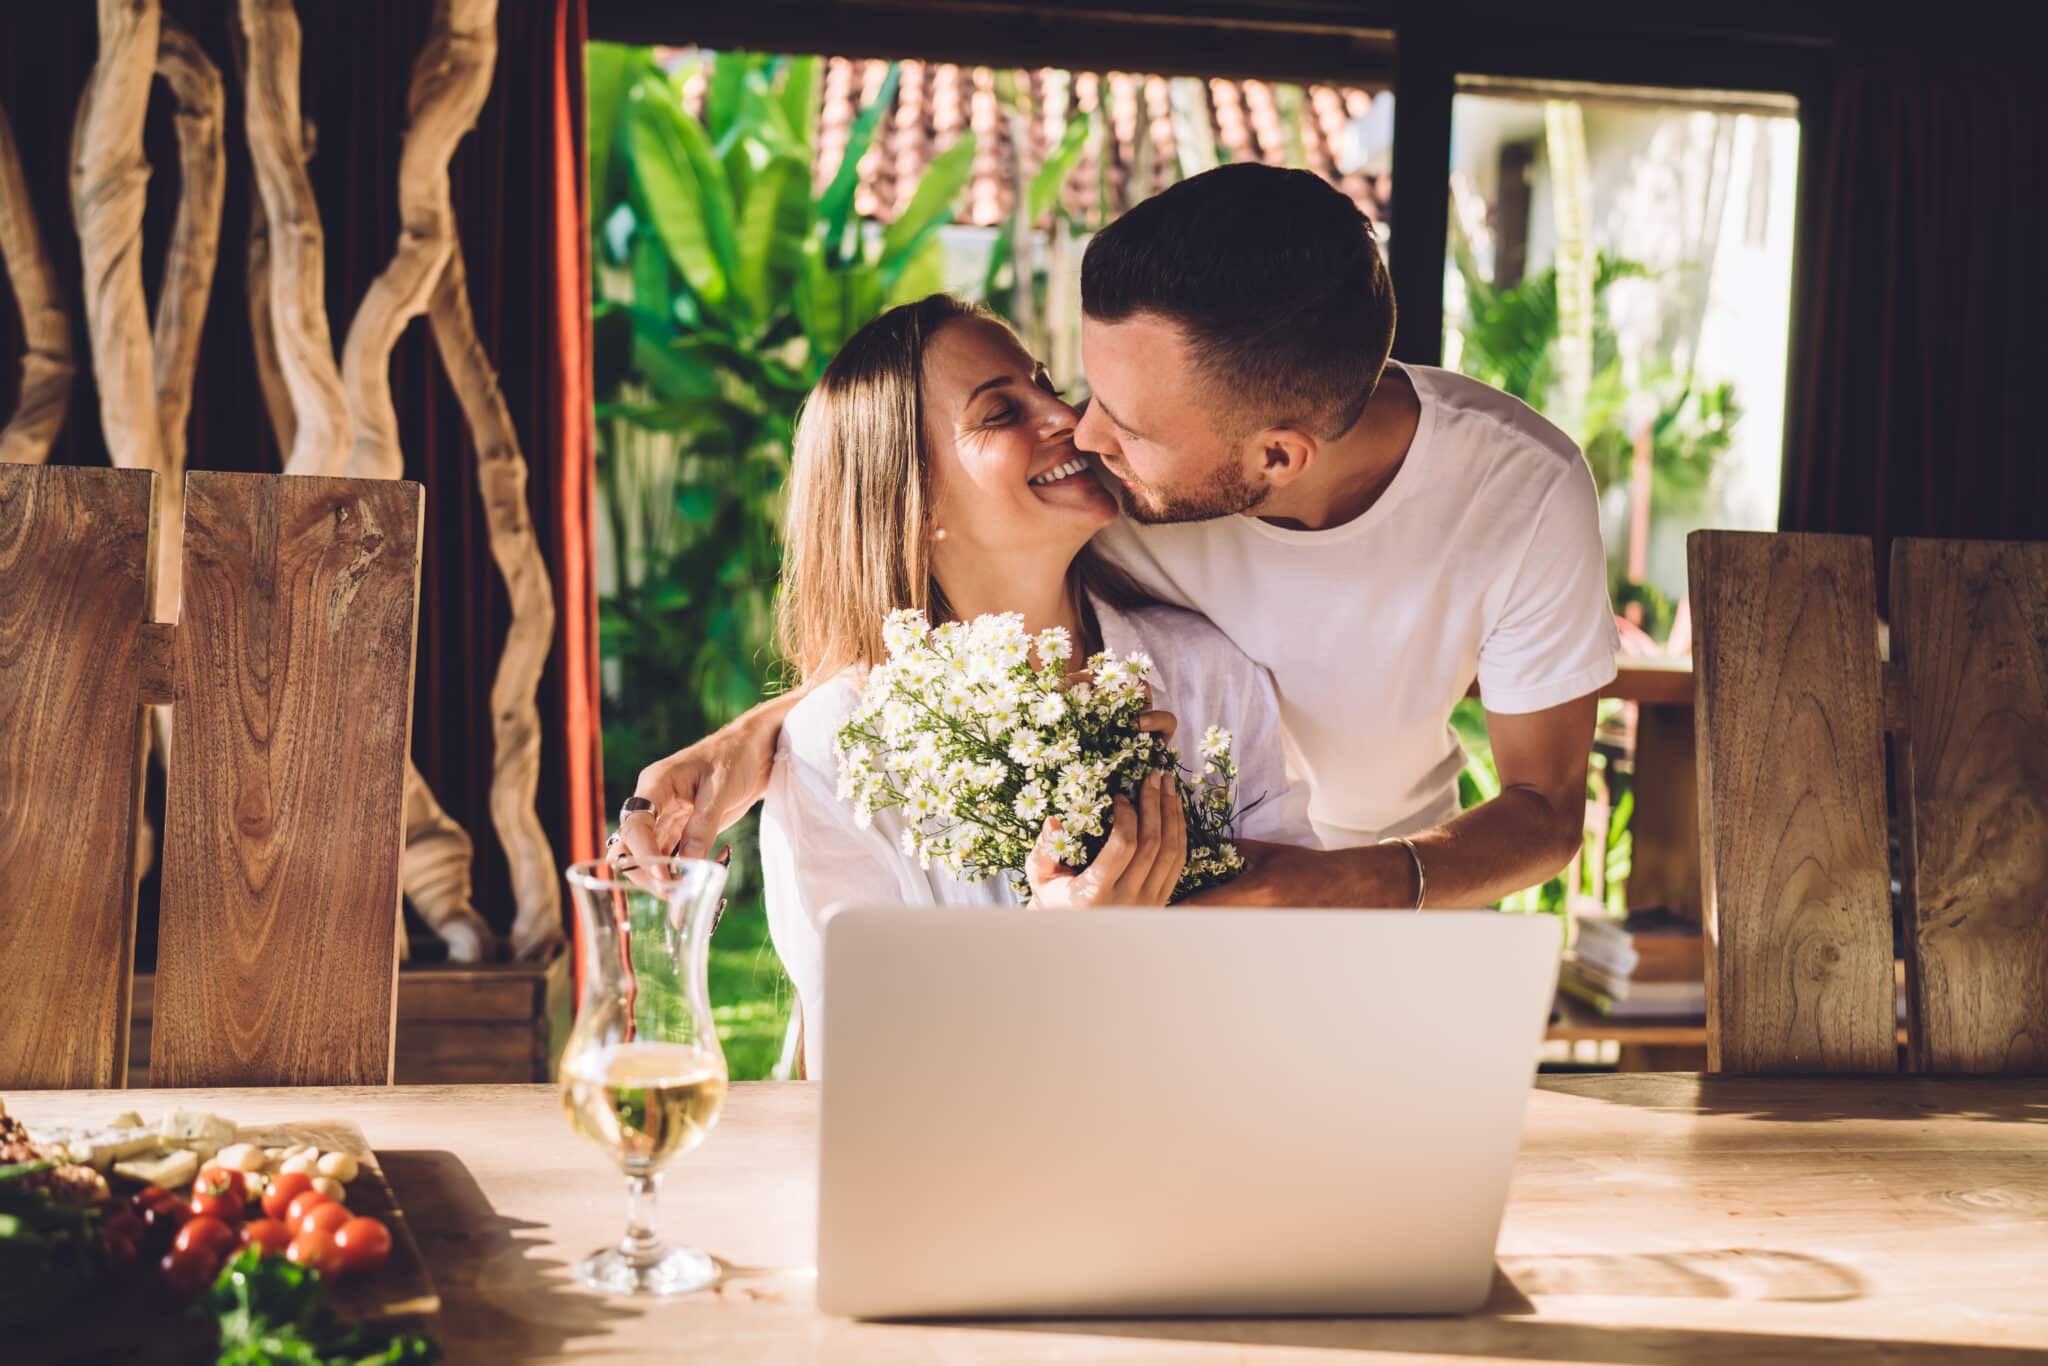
[921,318,1117,557]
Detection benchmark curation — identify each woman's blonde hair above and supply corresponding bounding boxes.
[778,294,1144,681]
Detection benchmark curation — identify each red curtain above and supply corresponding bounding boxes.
[0,0,603,949]
[1784,41,2048,593]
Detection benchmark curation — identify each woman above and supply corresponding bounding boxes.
[762,294,1315,1075]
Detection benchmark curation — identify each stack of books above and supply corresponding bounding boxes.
[1559,909,1706,1020]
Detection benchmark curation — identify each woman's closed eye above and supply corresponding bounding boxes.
[969,399,1020,430]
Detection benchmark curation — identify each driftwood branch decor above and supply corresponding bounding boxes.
[333,0,514,963]
[246,172,296,460]
[238,0,347,478]
[151,21,224,492]
[72,0,165,490]
[0,102,74,464]
[230,14,303,464]
[342,0,496,482]
[431,236,565,960]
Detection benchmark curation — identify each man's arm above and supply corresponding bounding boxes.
[617,686,811,862]
[1187,690,1597,909]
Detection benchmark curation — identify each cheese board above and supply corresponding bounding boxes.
[4,1102,438,1362]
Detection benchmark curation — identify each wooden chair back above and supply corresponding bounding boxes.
[0,466,423,1087]
[1890,539,2048,1072]
[0,466,158,1088]
[1689,530,2048,1073]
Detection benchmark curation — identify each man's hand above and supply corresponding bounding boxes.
[1186,690,1598,911]
[1180,838,1415,909]
[617,690,806,863]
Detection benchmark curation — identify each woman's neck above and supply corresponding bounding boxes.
[934,550,1092,653]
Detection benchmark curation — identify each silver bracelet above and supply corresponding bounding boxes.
[1378,836,1426,911]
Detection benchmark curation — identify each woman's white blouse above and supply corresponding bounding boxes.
[758,597,1317,1076]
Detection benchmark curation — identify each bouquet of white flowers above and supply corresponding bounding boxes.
[834,609,1248,903]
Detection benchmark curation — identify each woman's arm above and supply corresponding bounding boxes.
[619,685,812,862]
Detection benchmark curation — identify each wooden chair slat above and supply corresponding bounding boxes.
[153,472,422,1087]
[1891,538,2048,1073]
[0,466,155,1088]
[1688,531,1897,1073]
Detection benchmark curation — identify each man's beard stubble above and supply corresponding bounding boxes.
[1113,457,1270,525]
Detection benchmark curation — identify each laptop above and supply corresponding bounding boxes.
[814,907,1559,1318]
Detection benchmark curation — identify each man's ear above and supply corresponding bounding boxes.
[1247,425,1317,489]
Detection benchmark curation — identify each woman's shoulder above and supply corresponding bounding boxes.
[778,672,866,774]
[1107,600,1265,676]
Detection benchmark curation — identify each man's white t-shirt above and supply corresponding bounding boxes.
[1092,362,1620,850]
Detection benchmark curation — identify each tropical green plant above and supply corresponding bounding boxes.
[589,46,978,798]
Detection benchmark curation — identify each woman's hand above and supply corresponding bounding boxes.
[1024,770,1188,907]
[617,690,807,863]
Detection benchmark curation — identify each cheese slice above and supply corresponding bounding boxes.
[28,1124,163,1168]
[158,1109,235,1160]
[113,1148,200,1190]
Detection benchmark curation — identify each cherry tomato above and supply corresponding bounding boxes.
[104,1207,146,1267]
[332,1217,392,1277]
[297,1201,351,1238]
[195,1164,252,1205]
[264,1171,314,1221]
[173,1215,239,1260]
[189,1190,242,1223]
[284,1190,332,1228]
[134,1185,187,1227]
[286,1229,346,1278]
[104,1207,146,1251]
[239,1218,293,1256]
[157,1244,220,1304]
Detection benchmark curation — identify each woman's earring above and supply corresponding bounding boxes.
[932,526,948,542]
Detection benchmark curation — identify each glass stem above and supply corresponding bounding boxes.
[620,1172,664,1267]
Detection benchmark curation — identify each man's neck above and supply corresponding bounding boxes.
[1253,364,1422,533]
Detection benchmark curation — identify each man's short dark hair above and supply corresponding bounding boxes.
[1081,163,1397,440]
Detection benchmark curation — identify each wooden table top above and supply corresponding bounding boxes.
[13,1076,2048,1363]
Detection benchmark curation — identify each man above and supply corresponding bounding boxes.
[622,163,1617,911]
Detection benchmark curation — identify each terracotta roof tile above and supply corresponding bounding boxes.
[674,52,1390,231]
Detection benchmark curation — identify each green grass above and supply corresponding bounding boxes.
[709,889,795,1079]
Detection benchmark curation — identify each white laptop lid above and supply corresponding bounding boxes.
[816,908,1559,1319]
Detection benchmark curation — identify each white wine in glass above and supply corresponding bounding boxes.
[560,856,729,1296]
[562,1041,727,1172]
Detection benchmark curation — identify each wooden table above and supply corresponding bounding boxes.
[15,1078,2048,1363]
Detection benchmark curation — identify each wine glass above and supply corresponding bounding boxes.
[559,855,730,1296]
